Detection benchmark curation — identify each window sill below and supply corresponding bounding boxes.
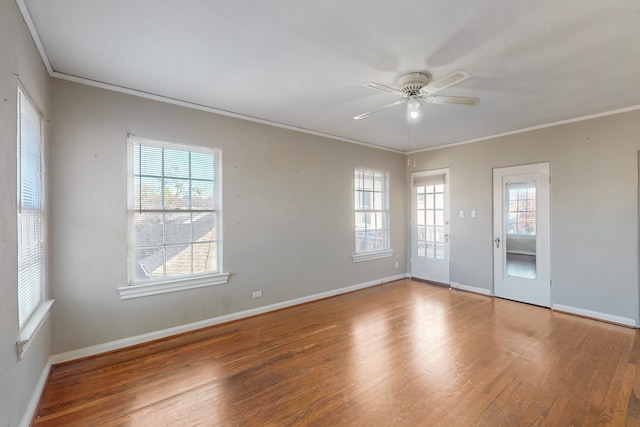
[17,299,54,361]
[118,273,230,300]
[352,249,394,263]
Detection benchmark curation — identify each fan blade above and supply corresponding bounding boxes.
[363,82,406,97]
[421,69,471,95]
[422,95,479,106]
[353,99,406,120]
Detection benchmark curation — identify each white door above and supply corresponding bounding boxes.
[411,169,450,284]
[493,163,550,307]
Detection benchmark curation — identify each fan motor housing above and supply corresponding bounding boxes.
[397,72,432,95]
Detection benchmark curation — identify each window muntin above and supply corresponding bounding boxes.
[507,182,536,235]
[128,136,220,285]
[354,169,389,254]
[17,88,45,330]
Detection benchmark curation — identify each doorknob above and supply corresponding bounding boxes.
[494,237,500,248]
[444,233,449,242]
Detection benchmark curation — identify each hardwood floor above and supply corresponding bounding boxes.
[33,279,640,426]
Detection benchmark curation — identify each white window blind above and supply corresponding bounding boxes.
[128,136,221,285]
[17,88,44,330]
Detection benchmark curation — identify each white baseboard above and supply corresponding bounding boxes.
[50,273,409,365]
[450,281,493,296]
[552,304,637,328]
[19,359,52,427]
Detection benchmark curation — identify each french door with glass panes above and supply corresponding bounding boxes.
[411,169,450,284]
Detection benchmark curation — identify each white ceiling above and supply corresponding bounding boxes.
[19,0,640,152]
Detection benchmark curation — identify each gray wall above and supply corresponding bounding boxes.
[0,1,51,426]
[408,110,640,323]
[49,79,407,354]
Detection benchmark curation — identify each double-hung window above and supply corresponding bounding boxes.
[353,168,392,262]
[121,136,228,299]
[17,87,52,358]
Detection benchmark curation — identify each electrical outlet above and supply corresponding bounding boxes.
[252,290,262,299]
[395,261,399,268]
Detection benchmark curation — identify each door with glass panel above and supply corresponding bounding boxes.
[411,169,450,284]
[493,163,550,307]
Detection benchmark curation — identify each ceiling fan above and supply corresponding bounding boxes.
[354,69,479,120]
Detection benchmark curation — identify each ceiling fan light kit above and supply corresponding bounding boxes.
[354,69,480,121]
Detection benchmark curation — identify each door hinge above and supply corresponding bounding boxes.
[550,279,552,287]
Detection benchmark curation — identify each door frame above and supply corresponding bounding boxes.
[410,168,450,284]
[493,162,551,307]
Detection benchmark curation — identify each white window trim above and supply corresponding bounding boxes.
[17,299,54,360]
[352,249,394,263]
[118,273,229,299]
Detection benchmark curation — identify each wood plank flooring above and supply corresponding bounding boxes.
[32,279,640,426]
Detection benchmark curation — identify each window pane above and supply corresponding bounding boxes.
[364,171,373,190]
[135,213,164,246]
[426,242,435,258]
[435,243,445,259]
[193,242,217,271]
[355,212,367,232]
[435,193,444,209]
[417,210,425,225]
[192,180,214,210]
[191,151,214,180]
[355,191,364,210]
[135,246,165,280]
[165,244,193,276]
[417,193,424,210]
[373,173,383,191]
[139,145,162,176]
[417,242,426,257]
[139,177,162,210]
[426,194,434,209]
[435,210,444,226]
[426,226,435,243]
[165,212,193,245]
[164,149,190,178]
[373,192,383,210]
[194,212,216,242]
[164,178,190,210]
[426,210,434,226]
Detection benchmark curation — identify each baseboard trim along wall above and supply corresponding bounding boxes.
[49,273,409,365]
[552,304,637,328]
[450,281,493,296]
[18,359,52,427]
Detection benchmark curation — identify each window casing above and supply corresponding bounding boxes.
[17,87,45,331]
[125,136,227,296]
[354,168,391,260]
